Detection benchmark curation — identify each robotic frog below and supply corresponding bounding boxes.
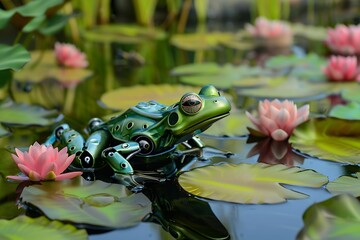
[44,85,231,176]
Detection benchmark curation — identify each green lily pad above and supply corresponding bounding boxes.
[0,216,87,240]
[0,125,10,138]
[0,44,30,71]
[291,23,327,42]
[83,24,166,43]
[342,87,360,103]
[0,0,64,29]
[238,78,329,101]
[100,84,199,110]
[329,102,360,120]
[20,179,151,228]
[290,118,360,164]
[178,163,328,204]
[23,14,70,35]
[172,62,272,89]
[170,32,235,51]
[297,194,360,240]
[265,54,326,80]
[14,51,93,86]
[326,172,360,196]
[0,101,60,126]
[203,110,253,137]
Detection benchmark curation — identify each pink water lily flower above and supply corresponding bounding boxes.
[246,99,310,141]
[7,142,82,181]
[245,17,292,48]
[323,56,359,81]
[246,17,292,38]
[326,24,360,55]
[54,42,88,68]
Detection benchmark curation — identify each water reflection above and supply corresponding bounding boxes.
[143,180,230,240]
[247,138,304,166]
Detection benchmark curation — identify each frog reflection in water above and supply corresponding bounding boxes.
[45,85,231,177]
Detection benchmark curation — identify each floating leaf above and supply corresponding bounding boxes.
[171,62,220,76]
[203,110,252,137]
[171,32,235,51]
[83,24,166,43]
[178,163,328,204]
[0,44,30,71]
[291,23,327,42]
[265,53,326,80]
[329,102,360,120]
[290,118,360,164]
[100,84,198,110]
[297,194,360,240]
[266,53,325,70]
[0,125,10,138]
[20,179,151,228]
[14,51,93,86]
[342,87,360,103]
[172,62,271,89]
[238,78,329,101]
[0,216,87,240]
[0,0,64,29]
[38,14,71,35]
[0,101,60,126]
[327,172,360,196]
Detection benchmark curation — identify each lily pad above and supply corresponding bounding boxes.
[326,172,360,196]
[178,163,328,204]
[0,101,60,126]
[0,216,87,240]
[0,44,30,71]
[171,62,272,89]
[237,78,329,101]
[23,14,71,35]
[171,32,236,51]
[342,87,360,103]
[265,53,326,80]
[291,23,327,42]
[0,0,64,29]
[100,84,199,110]
[83,24,166,43]
[203,110,253,137]
[297,194,360,240]
[14,51,93,87]
[20,179,151,228]
[0,125,10,137]
[329,102,360,120]
[290,117,360,164]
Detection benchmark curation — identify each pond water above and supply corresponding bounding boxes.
[2,4,360,238]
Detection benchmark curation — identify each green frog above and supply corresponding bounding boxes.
[45,85,231,175]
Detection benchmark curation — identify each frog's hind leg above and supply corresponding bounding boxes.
[44,123,85,156]
[77,130,110,169]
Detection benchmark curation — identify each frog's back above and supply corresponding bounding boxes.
[102,101,170,141]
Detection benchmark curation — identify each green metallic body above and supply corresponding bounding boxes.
[45,85,231,175]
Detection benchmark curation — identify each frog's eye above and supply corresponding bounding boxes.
[180,93,202,115]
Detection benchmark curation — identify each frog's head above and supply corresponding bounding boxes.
[167,85,231,142]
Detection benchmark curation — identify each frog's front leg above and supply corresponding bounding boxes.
[102,142,140,175]
[44,123,85,156]
[178,136,205,161]
[187,135,205,148]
